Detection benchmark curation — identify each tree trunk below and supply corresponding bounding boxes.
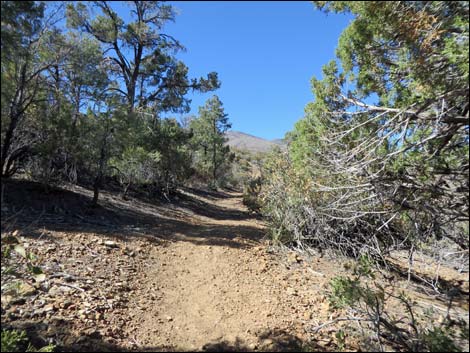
[122,182,131,200]
[92,170,102,207]
[1,63,27,177]
[212,117,217,185]
[91,129,109,207]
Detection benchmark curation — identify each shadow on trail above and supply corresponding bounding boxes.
[1,179,264,249]
[3,319,333,352]
[176,188,255,222]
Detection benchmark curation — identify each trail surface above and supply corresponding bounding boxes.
[126,190,323,351]
[2,180,468,352]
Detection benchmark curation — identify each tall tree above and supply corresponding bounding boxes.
[191,95,232,187]
[60,33,109,182]
[1,1,65,177]
[65,1,221,205]
[66,1,220,115]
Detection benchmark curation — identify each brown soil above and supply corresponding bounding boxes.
[1,179,468,352]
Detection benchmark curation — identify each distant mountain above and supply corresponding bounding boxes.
[225,131,286,153]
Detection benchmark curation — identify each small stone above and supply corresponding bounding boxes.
[84,328,101,338]
[287,252,301,264]
[18,282,37,296]
[1,295,14,307]
[263,338,273,345]
[11,297,26,305]
[60,300,73,309]
[44,304,56,312]
[286,287,297,296]
[166,316,173,322]
[248,343,258,350]
[104,240,119,248]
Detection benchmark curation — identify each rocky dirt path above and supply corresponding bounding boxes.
[2,182,335,352]
[125,191,328,351]
[2,181,468,352]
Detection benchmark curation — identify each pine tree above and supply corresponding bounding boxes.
[191,96,232,188]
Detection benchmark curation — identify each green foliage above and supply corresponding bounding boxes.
[326,263,465,351]
[109,146,158,192]
[151,118,194,190]
[190,95,232,187]
[353,255,375,279]
[1,235,45,284]
[329,276,364,309]
[0,0,50,177]
[1,329,28,352]
[335,329,346,351]
[242,177,263,213]
[1,330,55,352]
[421,327,462,352]
[1,1,223,206]
[66,1,220,113]
[258,148,321,246]
[260,1,469,262]
[0,1,45,58]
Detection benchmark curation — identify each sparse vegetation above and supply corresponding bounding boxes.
[324,257,467,352]
[1,329,55,352]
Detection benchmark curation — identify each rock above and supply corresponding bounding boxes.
[18,281,37,296]
[104,240,119,248]
[166,316,173,322]
[287,252,302,264]
[11,297,26,305]
[34,299,46,308]
[44,304,56,312]
[286,287,298,296]
[48,285,64,296]
[83,328,101,339]
[320,301,330,314]
[262,338,274,346]
[248,342,258,350]
[32,305,53,317]
[1,295,14,307]
[34,273,46,283]
[60,300,73,309]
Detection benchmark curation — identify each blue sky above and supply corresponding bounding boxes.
[156,1,353,140]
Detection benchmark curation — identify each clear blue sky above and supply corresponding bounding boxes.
[159,1,353,140]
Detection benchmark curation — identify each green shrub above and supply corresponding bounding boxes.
[1,329,28,352]
[1,329,55,352]
[242,177,263,213]
[421,327,461,352]
[329,276,366,309]
[324,263,465,352]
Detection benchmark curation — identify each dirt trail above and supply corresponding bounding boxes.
[2,181,333,352]
[2,181,468,352]
[126,191,317,351]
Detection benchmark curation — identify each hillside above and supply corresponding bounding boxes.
[225,131,286,154]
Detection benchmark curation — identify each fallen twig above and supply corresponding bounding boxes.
[310,316,371,333]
